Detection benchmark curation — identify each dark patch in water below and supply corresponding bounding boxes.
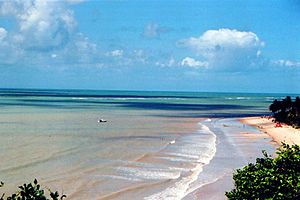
[110,102,255,111]
[152,112,269,118]
[0,89,208,99]
[0,100,255,112]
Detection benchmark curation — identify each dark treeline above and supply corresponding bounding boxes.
[269,96,300,128]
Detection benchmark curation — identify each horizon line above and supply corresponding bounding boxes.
[0,87,299,96]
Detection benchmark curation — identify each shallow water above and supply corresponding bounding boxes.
[0,89,294,199]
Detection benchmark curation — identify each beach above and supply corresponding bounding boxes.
[187,116,300,200]
[241,117,300,146]
[183,117,276,200]
[1,0,300,199]
[0,89,298,199]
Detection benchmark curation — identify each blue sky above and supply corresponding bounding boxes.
[0,0,299,93]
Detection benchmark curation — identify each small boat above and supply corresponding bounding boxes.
[98,119,107,123]
[169,140,176,144]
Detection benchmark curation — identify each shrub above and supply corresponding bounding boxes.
[0,179,66,200]
[226,143,300,199]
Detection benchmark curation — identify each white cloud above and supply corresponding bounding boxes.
[0,0,100,66]
[133,49,144,57]
[155,57,177,67]
[182,29,263,55]
[0,0,76,51]
[66,0,86,4]
[143,23,159,38]
[168,57,176,66]
[181,57,208,68]
[132,49,147,64]
[0,27,7,40]
[0,1,18,16]
[106,49,124,57]
[143,23,169,39]
[272,59,300,67]
[0,26,24,64]
[60,34,98,64]
[180,29,264,71]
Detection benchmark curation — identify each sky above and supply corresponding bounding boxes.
[0,0,300,93]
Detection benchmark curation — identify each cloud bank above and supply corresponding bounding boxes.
[1,0,76,51]
[272,59,300,68]
[0,0,101,66]
[181,57,208,68]
[143,23,170,39]
[180,29,264,71]
[0,27,7,40]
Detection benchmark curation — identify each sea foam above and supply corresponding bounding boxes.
[144,123,217,200]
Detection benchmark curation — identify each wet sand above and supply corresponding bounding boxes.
[189,116,300,200]
[184,118,276,200]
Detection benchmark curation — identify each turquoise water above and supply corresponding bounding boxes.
[0,89,296,199]
[1,88,296,115]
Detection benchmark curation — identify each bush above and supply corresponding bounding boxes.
[226,143,300,199]
[0,179,66,200]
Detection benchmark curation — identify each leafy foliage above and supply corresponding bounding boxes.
[0,179,66,200]
[269,96,300,128]
[226,143,300,199]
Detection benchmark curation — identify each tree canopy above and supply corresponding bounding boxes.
[226,143,300,199]
[269,96,300,128]
[0,179,66,200]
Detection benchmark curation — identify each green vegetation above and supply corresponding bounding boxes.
[0,179,66,200]
[269,96,300,128]
[225,143,300,199]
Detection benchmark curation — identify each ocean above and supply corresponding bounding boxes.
[0,89,296,199]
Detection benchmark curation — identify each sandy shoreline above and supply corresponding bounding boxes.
[240,116,300,146]
[185,117,277,200]
[189,116,300,200]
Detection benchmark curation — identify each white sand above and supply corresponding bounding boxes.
[240,117,300,146]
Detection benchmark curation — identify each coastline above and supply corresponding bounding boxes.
[1,89,298,199]
[184,117,276,200]
[188,116,300,199]
[240,117,300,146]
